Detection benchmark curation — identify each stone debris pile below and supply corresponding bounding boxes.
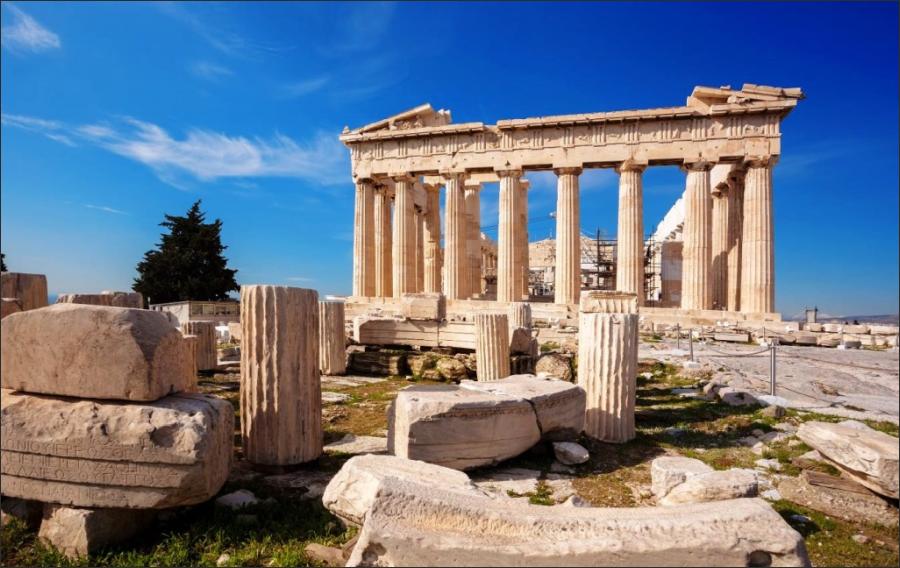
[388,374,585,470]
[0,303,234,557]
[323,454,810,567]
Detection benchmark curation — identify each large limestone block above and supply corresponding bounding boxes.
[182,321,217,371]
[650,456,714,498]
[797,421,899,498]
[389,385,540,470]
[319,301,347,375]
[346,478,810,567]
[38,504,156,558]
[1,304,193,401]
[0,390,233,509]
[241,285,322,466]
[56,291,143,309]
[460,374,585,441]
[322,455,486,526]
[1,272,48,311]
[659,469,758,506]
[400,292,445,320]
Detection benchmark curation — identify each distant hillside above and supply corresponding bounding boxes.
[786,312,899,325]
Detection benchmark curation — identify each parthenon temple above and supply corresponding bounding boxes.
[341,84,804,326]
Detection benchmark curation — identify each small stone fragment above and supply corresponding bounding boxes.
[659,469,758,506]
[650,456,714,498]
[38,504,156,558]
[215,489,260,510]
[552,442,589,465]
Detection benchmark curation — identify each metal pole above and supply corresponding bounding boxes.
[689,329,694,362]
[676,323,681,351]
[769,341,777,396]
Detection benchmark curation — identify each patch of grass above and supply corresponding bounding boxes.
[506,481,555,506]
[539,341,560,353]
[773,501,900,567]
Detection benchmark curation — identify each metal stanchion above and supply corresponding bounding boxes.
[769,341,777,396]
[689,329,694,362]
[676,323,681,351]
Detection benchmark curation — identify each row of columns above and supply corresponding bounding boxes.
[352,157,775,314]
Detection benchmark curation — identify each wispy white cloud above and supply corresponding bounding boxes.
[1,112,349,187]
[189,60,233,81]
[84,204,128,215]
[279,76,330,98]
[158,2,291,59]
[320,2,396,55]
[1,3,60,53]
[1,114,74,145]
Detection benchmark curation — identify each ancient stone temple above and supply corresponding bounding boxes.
[340,85,803,327]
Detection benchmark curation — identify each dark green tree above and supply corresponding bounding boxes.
[134,200,238,305]
[0,253,6,272]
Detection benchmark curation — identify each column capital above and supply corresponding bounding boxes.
[356,177,376,186]
[681,159,713,172]
[440,170,466,183]
[463,181,482,192]
[495,168,523,179]
[554,167,583,176]
[615,159,646,174]
[518,179,531,191]
[744,155,779,168]
[390,173,416,184]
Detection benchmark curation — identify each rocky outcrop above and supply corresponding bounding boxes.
[344,477,809,567]
[0,390,233,509]
[534,352,573,382]
[348,350,407,376]
[240,285,322,466]
[1,304,193,401]
[797,421,899,499]
[322,455,486,526]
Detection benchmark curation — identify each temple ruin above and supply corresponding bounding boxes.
[341,84,804,327]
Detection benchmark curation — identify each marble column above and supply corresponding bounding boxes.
[710,163,732,311]
[726,168,745,312]
[615,162,645,305]
[554,168,582,305]
[680,161,713,310]
[741,157,776,314]
[577,294,639,443]
[518,179,530,299]
[424,184,442,294]
[373,183,393,298]
[415,205,425,292]
[181,321,216,371]
[443,172,468,300]
[352,179,376,297]
[465,182,482,298]
[497,169,523,303]
[474,313,510,381]
[391,175,416,297]
[241,285,322,465]
[318,301,346,376]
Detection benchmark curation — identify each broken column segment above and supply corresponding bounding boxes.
[181,320,217,372]
[474,312,510,381]
[577,291,639,443]
[319,300,347,376]
[240,285,322,466]
[0,272,48,312]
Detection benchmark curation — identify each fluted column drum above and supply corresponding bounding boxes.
[352,180,375,297]
[241,285,322,466]
[318,301,346,376]
[373,185,393,298]
[497,170,523,303]
[615,163,644,305]
[475,313,510,382]
[740,158,776,314]
[424,185,442,294]
[681,163,713,310]
[577,292,638,443]
[443,173,468,300]
[508,301,532,331]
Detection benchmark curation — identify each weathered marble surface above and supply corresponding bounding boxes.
[1,390,233,509]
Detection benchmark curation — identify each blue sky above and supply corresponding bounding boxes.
[1,1,897,317]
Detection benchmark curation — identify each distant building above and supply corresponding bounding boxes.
[149,300,239,327]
